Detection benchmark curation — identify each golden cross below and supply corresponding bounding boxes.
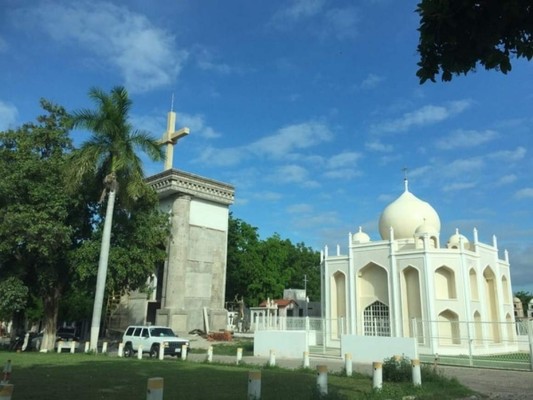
[161,109,189,171]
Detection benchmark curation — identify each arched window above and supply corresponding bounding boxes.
[363,301,390,337]
[438,309,461,345]
[435,266,457,299]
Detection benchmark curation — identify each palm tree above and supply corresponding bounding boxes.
[70,86,163,350]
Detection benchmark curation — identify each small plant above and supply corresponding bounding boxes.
[382,355,411,382]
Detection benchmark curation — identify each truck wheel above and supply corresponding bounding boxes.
[123,343,133,357]
[150,344,160,358]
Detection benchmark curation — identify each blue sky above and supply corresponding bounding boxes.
[1,0,532,292]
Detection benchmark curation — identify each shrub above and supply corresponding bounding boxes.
[382,355,411,382]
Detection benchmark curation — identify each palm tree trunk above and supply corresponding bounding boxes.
[90,188,116,351]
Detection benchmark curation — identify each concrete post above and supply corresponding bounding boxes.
[137,345,143,360]
[70,341,76,354]
[118,343,124,357]
[1,360,12,384]
[372,361,382,390]
[207,346,213,363]
[236,348,243,365]
[0,384,14,400]
[181,344,188,360]
[84,341,90,353]
[303,351,310,368]
[158,345,164,360]
[247,370,261,400]
[268,350,276,367]
[316,365,328,395]
[412,359,422,386]
[57,341,63,354]
[102,342,108,354]
[146,377,163,400]
[344,353,352,377]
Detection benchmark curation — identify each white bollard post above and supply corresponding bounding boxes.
[70,341,76,354]
[2,360,12,384]
[247,370,261,400]
[84,341,90,353]
[118,343,124,357]
[344,353,353,377]
[158,345,164,360]
[0,384,14,400]
[303,351,310,368]
[236,348,243,365]
[268,349,276,367]
[412,359,422,386]
[372,362,382,390]
[137,345,143,360]
[146,377,163,400]
[102,342,108,354]
[316,365,328,395]
[207,346,213,363]
[57,341,63,354]
[181,344,187,361]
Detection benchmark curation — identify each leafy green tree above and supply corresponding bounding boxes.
[226,214,263,306]
[0,277,29,322]
[416,0,533,83]
[226,214,320,307]
[0,100,85,346]
[69,86,164,349]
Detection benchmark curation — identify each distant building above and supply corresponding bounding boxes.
[321,180,517,355]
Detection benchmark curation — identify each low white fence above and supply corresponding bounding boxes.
[253,316,533,371]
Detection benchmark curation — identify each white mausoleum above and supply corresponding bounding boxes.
[321,180,517,355]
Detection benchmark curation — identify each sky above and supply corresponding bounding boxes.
[1,0,532,292]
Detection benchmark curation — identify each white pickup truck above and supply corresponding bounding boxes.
[121,325,190,358]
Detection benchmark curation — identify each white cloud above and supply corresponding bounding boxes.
[0,100,18,130]
[179,113,221,139]
[323,168,361,179]
[18,1,187,93]
[487,146,526,162]
[365,140,392,152]
[252,191,283,202]
[360,73,384,89]
[286,203,314,214]
[436,129,499,150]
[271,1,358,41]
[270,164,320,188]
[273,0,325,22]
[372,100,472,134]
[250,121,333,158]
[196,146,244,167]
[193,120,332,169]
[443,158,484,177]
[496,174,517,186]
[327,152,361,169]
[515,188,533,200]
[0,36,7,52]
[324,8,359,40]
[442,181,477,192]
[192,46,241,75]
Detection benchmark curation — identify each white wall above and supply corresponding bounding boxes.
[190,199,228,231]
[341,335,418,364]
[254,331,308,358]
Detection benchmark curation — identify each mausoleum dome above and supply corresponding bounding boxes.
[448,228,469,247]
[352,226,370,244]
[378,180,441,240]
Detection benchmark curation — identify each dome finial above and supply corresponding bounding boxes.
[402,167,409,192]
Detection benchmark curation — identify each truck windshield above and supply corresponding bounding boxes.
[150,328,176,337]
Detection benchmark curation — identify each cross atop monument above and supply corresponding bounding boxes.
[160,97,189,170]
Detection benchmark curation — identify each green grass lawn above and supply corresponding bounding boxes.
[0,351,474,399]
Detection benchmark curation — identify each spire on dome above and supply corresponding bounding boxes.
[402,167,409,192]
